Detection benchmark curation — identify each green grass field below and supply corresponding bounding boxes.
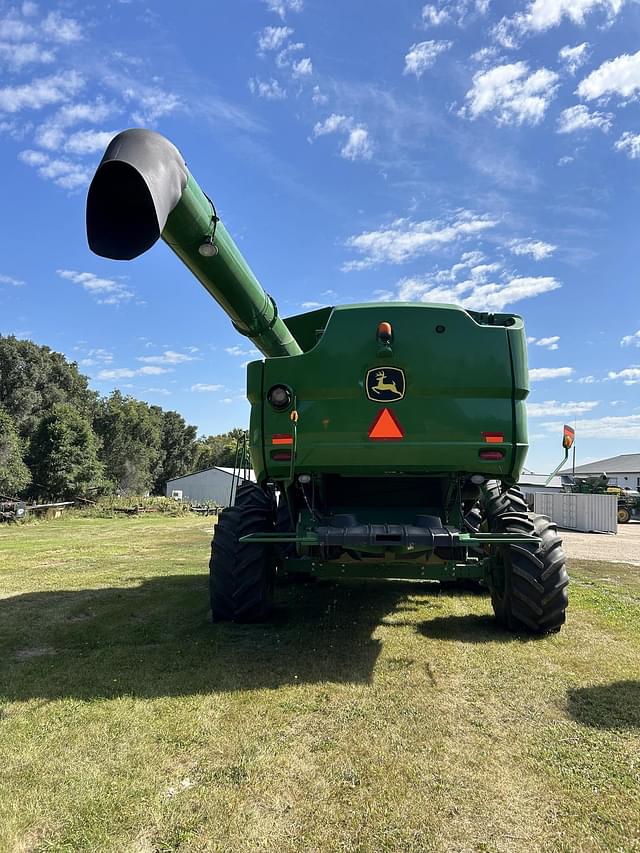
[1,515,639,853]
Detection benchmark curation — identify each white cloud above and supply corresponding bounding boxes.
[79,348,113,366]
[301,301,323,309]
[529,367,574,381]
[542,414,640,439]
[190,383,224,392]
[461,61,559,125]
[0,14,34,41]
[97,365,170,380]
[248,77,286,99]
[292,56,312,77]
[314,113,349,135]
[527,400,599,416]
[123,83,181,125]
[138,365,169,375]
[577,50,640,101]
[64,129,117,154]
[343,213,497,270]
[494,0,625,48]
[558,43,590,75]
[529,335,560,350]
[422,5,450,25]
[34,99,116,150]
[19,149,89,189]
[137,350,196,365]
[257,26,293,52]
[615,131,640,159]
[57,269,134,304]
[41,11,83,43]
[393,273,560,312]
[0,70,84,112]
[621,330,640,347]
[510,239,556,260]
[225,346,259,356]
[0,273,25,287]
[403,40,452,78]
[263,0,303,18]
[423,0,489,27]
[313,114,373,162]
[312,85,327,105]
[607,366,640,384]
[557,104,612,133]
[471,46,501,65]
[341,127,373,161]
[575,375,598,384]
[0,41,55,69]
[22,3,38,17]
[97,368,135,380]
[275,42,304,68]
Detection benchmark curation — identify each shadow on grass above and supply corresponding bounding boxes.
[567,681,640,729]
[0,575,443,700]
[414,614,528,643]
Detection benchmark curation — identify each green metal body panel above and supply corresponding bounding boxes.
[249,303,528,484]
[162,175,301,358]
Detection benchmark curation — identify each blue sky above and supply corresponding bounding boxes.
[1,0,639,473]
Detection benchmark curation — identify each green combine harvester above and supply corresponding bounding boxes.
[87,129,569,634]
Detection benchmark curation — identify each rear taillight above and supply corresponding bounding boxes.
[479,450,505,461]
[271,450,292,461]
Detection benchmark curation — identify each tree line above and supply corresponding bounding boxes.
[0,336,245,500]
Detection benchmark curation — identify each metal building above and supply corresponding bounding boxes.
[166,467,255,506]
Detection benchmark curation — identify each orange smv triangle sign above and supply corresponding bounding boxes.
[368,408,404,440]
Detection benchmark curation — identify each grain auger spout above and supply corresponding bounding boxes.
[86,128,302,358]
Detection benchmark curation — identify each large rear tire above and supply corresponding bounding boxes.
[209,483,275,622]
[484,482,569,634]
[618,505,631,524]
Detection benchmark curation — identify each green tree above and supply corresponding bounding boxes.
[26,404,104,500]
[94,391,163,494]
[194,428,246,470]
[0,336,97,440]
[153,409,198,494]
[0,409,31,496]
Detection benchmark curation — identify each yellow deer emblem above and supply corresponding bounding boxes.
[371,370,399,395]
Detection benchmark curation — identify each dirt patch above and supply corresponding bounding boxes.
[561,521,640,565]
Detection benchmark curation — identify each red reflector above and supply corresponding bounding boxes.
[369,408,404,440]
[271,450,292,461]
[479,450,505,460]
[482,432,504,443]
[272,434,293,445]
[378,321,392,337]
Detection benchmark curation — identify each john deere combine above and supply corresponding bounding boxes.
[87,129,569,634]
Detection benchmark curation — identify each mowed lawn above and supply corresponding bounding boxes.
[0,516,639,853]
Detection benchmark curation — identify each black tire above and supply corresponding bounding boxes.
[209,483,275,622]
[618,505,631,524]
[483,481,569,634]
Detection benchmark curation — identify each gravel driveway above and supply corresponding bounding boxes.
[560,520,640,565]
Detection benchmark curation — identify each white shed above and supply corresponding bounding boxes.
[166,466,255,506]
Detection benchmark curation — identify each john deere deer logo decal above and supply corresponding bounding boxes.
[366,367,405,402]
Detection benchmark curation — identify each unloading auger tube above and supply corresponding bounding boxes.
[86,128,302,359]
